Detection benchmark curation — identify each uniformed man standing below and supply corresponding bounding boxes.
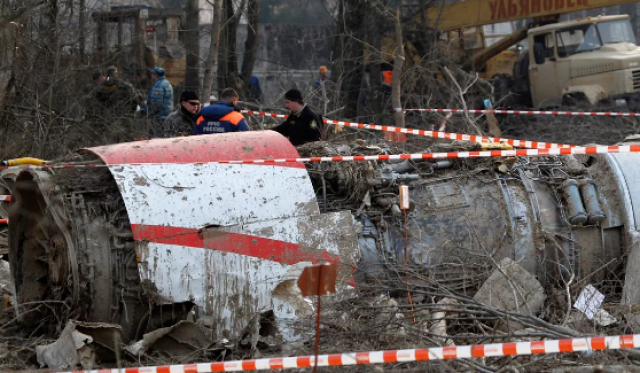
[146,67,173,138]
[94,65,137,116]
[271,89,322,146]
[91,65,138,142]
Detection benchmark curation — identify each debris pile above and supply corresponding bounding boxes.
[2,132,640,372]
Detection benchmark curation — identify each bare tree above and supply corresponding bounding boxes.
[78,0,86,61]
[218,0,246,94]
[333,0,368,119]
[202,0,223,103]
[240,0,259,97]
[185,0,201,91]
[391,9,405,129]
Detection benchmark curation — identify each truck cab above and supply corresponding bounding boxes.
[523,15,640,108]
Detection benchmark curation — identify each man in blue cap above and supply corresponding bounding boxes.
[146,67,173,137]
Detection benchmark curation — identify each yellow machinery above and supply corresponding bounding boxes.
[402,0,640,79]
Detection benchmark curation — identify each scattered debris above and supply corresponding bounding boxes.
[6,133,640,372]
[35,320,126,370]
[36,321,97,370]
[429,297,457,347]
[550,366,640,373]
[125,321,211,361]
[0,259,11,311]
[473,258,546,322]
[574,285,617,326]
[0,259,10,296]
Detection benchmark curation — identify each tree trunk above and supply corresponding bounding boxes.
[391,10,405,128]
[202,0,222,103]
[335,0,366,119]
[43,0,62,156]
[333,0,345,83]
[78,0,85,60]
[185,0,200,91]
[217,0,235,92]
[240,0,259,97]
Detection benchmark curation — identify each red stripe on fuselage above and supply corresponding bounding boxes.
[131,224,340,265]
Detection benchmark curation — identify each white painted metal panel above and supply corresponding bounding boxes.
[109,163,319,228]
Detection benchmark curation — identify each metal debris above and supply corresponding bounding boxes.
[473,258,546,320]
[36,321,97,369]
[574,285,617,326]
[0,259,11,295]
[125,321,211,360]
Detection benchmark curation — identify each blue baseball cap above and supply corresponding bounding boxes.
[149,67,165,76]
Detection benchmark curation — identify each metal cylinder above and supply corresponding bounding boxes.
[561,179,588,226]
[389,160,415,174]
[433,160,453,169]
[578,178,606,225]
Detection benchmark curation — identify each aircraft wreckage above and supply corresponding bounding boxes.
[5,131,640,345]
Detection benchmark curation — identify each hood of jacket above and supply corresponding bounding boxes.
[200,101,236,121]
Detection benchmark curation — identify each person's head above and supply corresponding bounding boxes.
[106,65,118,79]
[319,65,328,79]
[284,89,304,112]
[92,69,105,83]
[180,90,200,114]
[220,88,239,105]
[149,67,165,81]
[91,69,104,81]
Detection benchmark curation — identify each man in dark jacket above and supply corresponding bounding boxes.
[271,89,322,146]
[94,65,137,116]
[163,90,200,137]
[193,88,250,134]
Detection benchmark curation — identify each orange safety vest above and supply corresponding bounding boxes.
[382,71,393,85]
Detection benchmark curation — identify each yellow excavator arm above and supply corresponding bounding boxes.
[427,0,640,32]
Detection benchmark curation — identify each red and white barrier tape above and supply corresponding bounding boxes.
[53,334,640,373]
[0,219,7,224]
[242,110,289,119]
[0,195,10,202]
[2,144,640,170]
[438,112,452,132]
[241,110,574,149]
[205,144,640,164]
[402,108,640,116]
[321,118,575,149]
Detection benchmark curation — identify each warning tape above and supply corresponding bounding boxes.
[2,144,640,170]
[403,108,640,117]
[241,110,574,149]
[53,334,640,373]
[321,118,576,149]
[0,219,7,224]
[0,195,11,202]
[242,110,289,119]
[201,144,640,164]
